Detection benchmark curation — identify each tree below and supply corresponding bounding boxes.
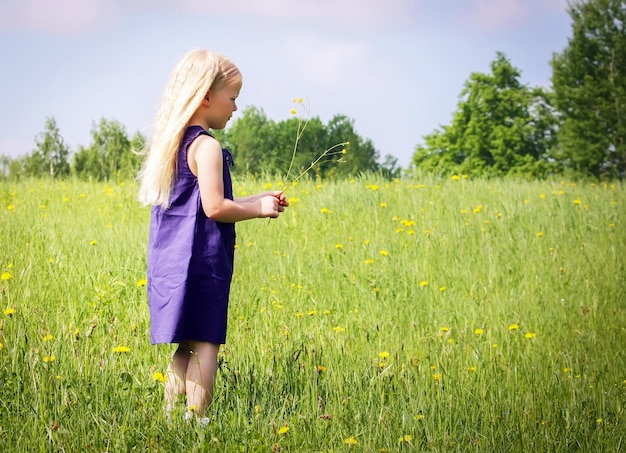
[411,52,558,178]
[551,0,626,178]
[222,106,277,174]
[25,116,71,178]
[73,119,130,180]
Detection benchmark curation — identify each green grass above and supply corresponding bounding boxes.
[0,175,624,452]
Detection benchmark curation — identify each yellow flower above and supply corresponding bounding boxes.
[466,366,477,372]
[344,437,358,445]
[419,280,428,287]
[290,108,297,115]
[335,244,343,249]
[451,175,460,181]
[317,365,327,373]
[43,355,56,363]
[364,258,375,265]
[90,240,97,246]
[42,334,53,342]
[536,232,543,237]
[0,342,3,350]
[136,278,147,287]
[440,326,450,332]
[153,372,167,383]
[379,250,389,256]
[574,199,582,205]
[432,373,442,381]
[113,346,131,353]
[399,434,412,443]
[524,332,536,339]
[1,272,11,280]
[474,328,485,335]
[508,323,519,331]
[380,202,387,208]
[3,307,16,317]
[378,351,390,359]
[439,286,446,292]
[278,425,289,435]
[333,326,345,333]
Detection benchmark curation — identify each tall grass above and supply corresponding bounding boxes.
[0,175,624,451]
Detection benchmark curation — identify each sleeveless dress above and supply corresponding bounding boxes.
[147,126,236,345]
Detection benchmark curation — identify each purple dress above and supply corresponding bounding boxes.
[147,126,236,345]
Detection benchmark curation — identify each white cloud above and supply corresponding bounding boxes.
[468,0,568,31]
[0,0,109,34]
[281,35,367,87]
[0,0,418,34]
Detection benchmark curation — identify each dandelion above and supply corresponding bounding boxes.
[399,434,412,443]
[440,327,450,332]
[508,323,520,331]
[380,202,387,208]
[574,199,582,205]
[0,343,3,350]
[466,366,477,372]
[317,365,327,373]
[439,286,446,292]
[136,278,147,287]
[307,310,316,316]
[536,232,543,237]
[43,355,56,363]
[379,250,389,256]
[73,328,80,340]
[153,372,168,383]
[333,326,345,333]
[451,175,460,181]
[524,332,536,339]
[432,373,442,381]
[419,280,428,287]
[344,437,358,445]
[90,240,97,246]
[379,351,390,359]
[364,259,375,265]
[3,307,16,317]
[415,414,424,420]
[113,346,131,353]
[42,334,53,342]
[278,425,289,435]
[474,328,484,335]
[1,272,11,280]
[335,244,343,250]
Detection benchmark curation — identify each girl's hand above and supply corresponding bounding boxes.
[258,195,284,218]
[273,191,289,207]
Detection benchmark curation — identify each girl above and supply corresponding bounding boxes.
[138,49,288,426]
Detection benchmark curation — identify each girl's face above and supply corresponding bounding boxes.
[206,81,241,130]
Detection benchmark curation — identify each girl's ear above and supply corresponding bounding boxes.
[201,95,210,107]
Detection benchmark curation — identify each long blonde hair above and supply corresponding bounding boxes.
[137,49,241,207]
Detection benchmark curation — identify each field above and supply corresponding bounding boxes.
[0,175,624,452]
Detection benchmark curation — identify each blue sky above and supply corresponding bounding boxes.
[0,0,571,168]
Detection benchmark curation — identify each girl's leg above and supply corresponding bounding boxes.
[185,341,220,417]
[165,342,192,413]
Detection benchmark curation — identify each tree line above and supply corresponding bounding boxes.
[0,110,400,182]
[412,0,625,179]
[1,0,624,181]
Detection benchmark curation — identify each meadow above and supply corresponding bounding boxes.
[0,174,624,452]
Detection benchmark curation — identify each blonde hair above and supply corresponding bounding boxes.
[137,49,242,207]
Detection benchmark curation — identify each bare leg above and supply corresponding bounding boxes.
[185,341,220,417]
[164,342,192,413]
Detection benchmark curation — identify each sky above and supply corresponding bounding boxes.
[0,0,572,168]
